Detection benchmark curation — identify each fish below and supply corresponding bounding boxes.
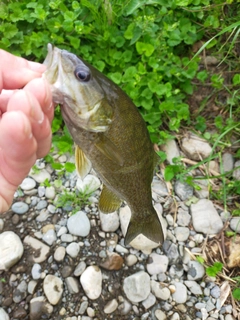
[43,43,164,246]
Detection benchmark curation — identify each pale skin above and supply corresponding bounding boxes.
[0,49,54,213]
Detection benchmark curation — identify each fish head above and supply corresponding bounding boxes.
[43,43,113,132]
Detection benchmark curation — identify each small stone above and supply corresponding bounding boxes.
[13,280,27,303]
[174,180,193,201]
[87,307,95,317]
[172,281,187,303]
[36,209,50,221]
[76,174,101,194]
[32,263,41,280]
[155,309,167,320]
[38,186,45,197]
[99,210,120,232]
[42,229,57,246]
[174,227,190,241]
[28,280,38,294]
[20,177,36,190]
[187,261,205,280]
[67,211,91,237]
[42,224,55,233]
[36,200,48,210]
[0,218,4,231]
[23,236,50,263]
[161,139,180,164]
[162,240,180,265]
[151,178,169,197]
[80,266,102,300]
[45,186,56,199]
[66,242,80,258]
[146,253,169,275]
[65,277,79,294]
[13,306,27,319]
[123,271,150,303]
[104,299,118,314]
[61,234,74,242]
[210,285,221,298]
[142,292,156,309]
[61,265,73,278]
[222,153,234,173]
[79,301,88,314]
[57,226,68,237]
[74,261,87,276]
[100,252,124,270]
[177,210,191,227]
[181,133,212,161]
[125,254,138,267]
[43,275,63,305]
[0,231,24,271]
[230,217,240,233]
[193,178,209,199]
[150,280,171,300]
[11,201,29,214]
[233,160,240,180]
[30,169,51,183]
[0,308,9,320]
[54,247,66,262]
[191,199,223,234]
[29,296,53,320]
[184,280,203,295]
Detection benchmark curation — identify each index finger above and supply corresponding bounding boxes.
[0,49,46,91]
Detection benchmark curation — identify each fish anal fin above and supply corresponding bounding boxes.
[124,208,164,246]
[75,144,92,179]
[95,135,124,167]
[99,185,122,213]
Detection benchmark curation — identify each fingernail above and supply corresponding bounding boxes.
[43,78,52,108]
[25,91,44,124]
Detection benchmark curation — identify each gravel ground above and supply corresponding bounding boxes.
[0,132,240,320]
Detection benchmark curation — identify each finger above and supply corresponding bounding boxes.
[0,49,46,90]
[24,77,54,122]
[0,90,16,114]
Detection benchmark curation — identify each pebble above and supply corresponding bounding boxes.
[30,169,51,183]
[42,229,57,245]
[31,263,42,280]
[28,280,37,294]
[161,139,180,164]
[187,261,205,280]
[65,277,79,294]
[29,296,53,320]
[45,186,56,199]
[0,231,24,270]
[174,180,193,201]
[43,275,63,305]
[99,210,120,232]
[142,292,156,309]
[151,280,171,300]
[54,246,66,262]
[230,217,240,233]
[222,153,234,173]
[172,281,187,303]
[76,174,101,194]
[155,309,167,320]
[36,200,48,210]
[0,218,4,231]
[177,209,191,227]
[146,253,169,275]
[125,254,138,266]
[181,133,212,160]
[191,199,223,234]
[80,266,102,300]
[11,201,29,214]
[23,236,50,263]
[0,308,9,320]
[233,160,240,180]
[123,271,150,303]
[66,242,80,258]
[74,261,87,276]
[185,280,203,295]
[174,226,190,241]
[67,211,91,237]
[20,177,36,190]
[104,299,118,314]
[61,234,74,242]
[100,252,124,270]
[13,280,27,303]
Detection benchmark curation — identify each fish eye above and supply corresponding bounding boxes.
[74,66,91,82]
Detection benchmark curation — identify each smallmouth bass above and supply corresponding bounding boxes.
[43,44,164,246]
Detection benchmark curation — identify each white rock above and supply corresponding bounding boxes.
[174,227,190,242]
[233,160,240,180]
[172,282,187,303]
[67,211,91,237]
[222,152,234,173]
[150,280,170,300]
[155,309,167,320]
[119,203,166,254]
[74,261,87,276]
[161,139,180,164]
[184,280,203,295]
[142,292,156,309]
[57,226,68,237]
[0,308,9,320]
[181,133,212,160]
[65,277,79,294]
[43,275,63,305]
[31,263,41,280]
[20,177,36,190]
[187,261,205,280]
[29,169,51,183]
[28,280,38,294]
[99,211,120,232]
[0,231,24,271]
[54,246,66,262]
[191,199,223,234]
[0,219,4,231]
[42,229,57,246]
[104,299,118,314]
[80,266,102,300]
[45,186,56,199]
[123,271,150,303]
[23,236,50,263]
[76,174,101,194]
[147,253,169,275]
[66,242,80,258]
[125,254,138,267]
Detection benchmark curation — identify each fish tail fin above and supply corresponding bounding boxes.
[124,208,164,246]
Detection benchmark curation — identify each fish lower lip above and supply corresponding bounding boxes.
[43,43,54,68]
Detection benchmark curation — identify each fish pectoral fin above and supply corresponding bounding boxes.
[99,185,122,213]
[75,144,92,179]
[124,208,164,245]
[95,136,124,166]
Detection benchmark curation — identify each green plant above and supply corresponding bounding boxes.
[206,261,223,277]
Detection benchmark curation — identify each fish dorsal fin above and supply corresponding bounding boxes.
[99,185,122,213]
[95,135,124,167]
[75,144,92,179]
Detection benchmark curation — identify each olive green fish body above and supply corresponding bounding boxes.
[44,44,164,245]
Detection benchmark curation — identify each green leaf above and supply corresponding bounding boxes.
[136,42,155,57]
[196,256,205,264]
[108,72,122,84]
[233,74,240,85]
[233,288,240,301]
[65,162,76,173]
[164,165,182,181]
[206,262,223,277]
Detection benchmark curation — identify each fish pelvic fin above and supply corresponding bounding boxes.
[124,208,164,246]
[99,185,122,213]
[75,144,92,179]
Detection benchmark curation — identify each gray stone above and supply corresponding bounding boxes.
[104,299,118,314]
[174,227,190,241]
[65,277,79,294]
[80,266,102,300]
[99,210,120,232]
[31,263,41,280]
[29,296,53,320]
[230,217,240,233]
[152,178,169,197]
[174,180,193,201]
[146,253,169,275]
[24,236,50,263]
[191,199,223,234]
[11,201,29,214]
[181,134,212,161]
[162,241,179,264]
[222,153,234,173]
[36,200,48,210]
[123,271,150,303]
[0,231,24,271]
[66,242,80,258]
[142,292,156,309]
[233,160,240,180]
[184,280,203,295]
[210,285,221,298]
[42,229,57,246]
[20,177,36,190]
[54,246,66,262]
[151,280,170,300]
[67,211,91,237]
[13,280,27,303]
[43,275,63,305]
[74,261,87,276]
[177,209,191,227]
[187,261,205,280]
[172,282,187,303]
[155,309,167,320]
[45,186,56,199]
[161,139,180,164]
[0,308,9,320]
[76,174,101,194]
[30,169,51,183]
[193,178,209,199]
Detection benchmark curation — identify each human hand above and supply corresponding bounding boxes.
[0,49,54,213]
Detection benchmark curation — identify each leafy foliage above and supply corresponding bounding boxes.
[206,261,223,277]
